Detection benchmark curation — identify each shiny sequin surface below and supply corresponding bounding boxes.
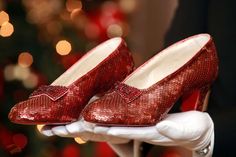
[8,39,134,125]
[82,35,219,126]
[29,85,69,101]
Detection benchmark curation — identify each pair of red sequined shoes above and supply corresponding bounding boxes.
[9,34,218,126]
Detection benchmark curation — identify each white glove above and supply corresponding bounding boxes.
[38,119,133,157]
[95,111,214,157]
[38,105,214,157]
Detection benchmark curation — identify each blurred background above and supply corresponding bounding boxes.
[0,0,179,157]
[1,0,236,156]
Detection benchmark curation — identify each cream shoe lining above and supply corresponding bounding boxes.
[52,37,122,86]
[125,34,210,89]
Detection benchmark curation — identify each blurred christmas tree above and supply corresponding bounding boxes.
[0,0,137,156]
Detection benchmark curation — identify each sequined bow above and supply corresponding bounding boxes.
[115,82,142,103]
[29,85,69,101]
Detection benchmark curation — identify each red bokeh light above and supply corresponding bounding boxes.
[12,133,28,149]
[62,144,80,157]
[84,2,125,41]
[95,142,116,157]
[160,149,182,157]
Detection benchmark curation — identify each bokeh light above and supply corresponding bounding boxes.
[23,72,38,89]
[107,24,123,38]
[95,142,116,157]
[4,64,15,81]
[12,134,28,149]
[18,52,33,68]
[8,144,22,154]
[60,10,71,22]
[119,0,137,13]
[0,11,9,26]
[62,144,80,157]
[0,21,14,37]
[13,65,30,80]
[56,40,72,55]
[100,2,119,28]
[84,22,100,39]
[23,0,63,24]
[66,0,82,12]
[70,8,82,20]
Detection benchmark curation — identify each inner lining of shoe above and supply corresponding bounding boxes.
[52,37,122,86]
[124,34,210,89]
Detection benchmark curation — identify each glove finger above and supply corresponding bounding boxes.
[82,121,96,132]
[75,130,127,144]
[108,127,137,137]
[51,126,73,137]
[66,120,86,134]
[93,126,110,134]
[87,126,130,144]
[39,125,55,137]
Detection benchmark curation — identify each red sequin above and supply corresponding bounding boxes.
[82,34,219,126]
[29,85,69,101]
[8,39,134,125]
[114,82,142,103]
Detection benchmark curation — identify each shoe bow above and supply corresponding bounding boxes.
[114,82,142,103]
[29,85,69,101]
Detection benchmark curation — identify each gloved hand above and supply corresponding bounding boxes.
[38,119,130,143]
[95,111,214,157]
[38,109,214,157]
[38,119,133,157]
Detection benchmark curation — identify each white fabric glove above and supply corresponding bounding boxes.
[95,111,214,157]
[38,119,133,157]
[38,111,214,157]
[38,119,130,144]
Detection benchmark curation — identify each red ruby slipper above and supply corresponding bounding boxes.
[9,37,134,125]
[83,34,219,126]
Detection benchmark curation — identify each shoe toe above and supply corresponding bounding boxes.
[8,96,59,124]
[83,98,126,126]
[8,100,35,124]
[82,101,109,124]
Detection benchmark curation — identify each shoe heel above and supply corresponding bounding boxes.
[181,85,210,112]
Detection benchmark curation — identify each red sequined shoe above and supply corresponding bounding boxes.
[82,34,219,126]
[9,37,134,125]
